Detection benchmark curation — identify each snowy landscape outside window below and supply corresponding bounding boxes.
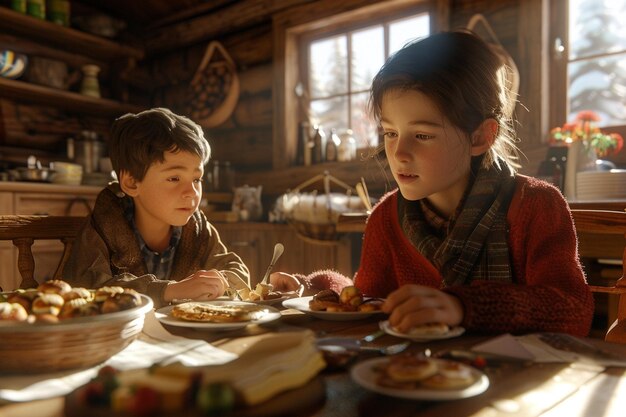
[305,13,430,149]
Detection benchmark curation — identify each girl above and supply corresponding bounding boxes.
[275,31,593,336]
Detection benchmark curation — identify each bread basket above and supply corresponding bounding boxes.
[0,294,153,374]
[281,171,367,244]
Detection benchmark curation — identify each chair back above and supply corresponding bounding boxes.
[0,215,87,290]
[570,209,626,343]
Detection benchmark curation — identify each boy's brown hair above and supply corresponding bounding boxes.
[109,107,210,181]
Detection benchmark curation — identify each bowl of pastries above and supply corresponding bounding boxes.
[0,279,153,374]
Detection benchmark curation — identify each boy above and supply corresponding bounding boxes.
[63,108,250,307]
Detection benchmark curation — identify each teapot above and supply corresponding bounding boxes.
[232,185,263,221]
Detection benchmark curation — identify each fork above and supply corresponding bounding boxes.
[359,341,410,355]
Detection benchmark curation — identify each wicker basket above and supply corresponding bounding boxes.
[287,219,339,245]
[0,294,153,374]
[283,171,362,245]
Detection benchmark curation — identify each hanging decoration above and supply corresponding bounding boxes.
[187,41,240,127]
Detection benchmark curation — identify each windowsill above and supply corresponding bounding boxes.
[236,159,392,196]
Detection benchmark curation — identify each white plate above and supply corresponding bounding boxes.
[155,300,281,329]
[380,320,465,341]
[248,295,296,306]
[351,357,489,400]
[282,296,385,321]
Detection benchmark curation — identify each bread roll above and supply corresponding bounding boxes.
[0,302,29,321]
[59,298,89,319]
[94,286,125,303]
[31,293,65,315]
[37,279,72,295]
[7,289,39,311]
[63,287,93,302]
[101,289,142,313]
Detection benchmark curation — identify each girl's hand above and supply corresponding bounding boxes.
[164,269,228,302]
[269,272,301,292]
[382,285,463,333]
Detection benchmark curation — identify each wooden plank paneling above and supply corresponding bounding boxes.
[144,0,313,54]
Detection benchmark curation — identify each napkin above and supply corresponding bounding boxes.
[472,333,626,367]
[153,329,325,406]
[0,311,236,403]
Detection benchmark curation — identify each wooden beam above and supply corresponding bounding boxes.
[144,0,313,54]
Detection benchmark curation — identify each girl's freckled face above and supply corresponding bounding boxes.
[380,89,473,215]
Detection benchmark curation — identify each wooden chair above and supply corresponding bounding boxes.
[0,215,87,290]
[570,209,626,344]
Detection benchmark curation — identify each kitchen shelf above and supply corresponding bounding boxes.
[0,78,143,116]
[0,7,143,61]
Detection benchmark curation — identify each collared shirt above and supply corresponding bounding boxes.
[123,200,182,279]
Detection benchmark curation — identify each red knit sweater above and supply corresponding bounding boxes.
[339,175,593,336]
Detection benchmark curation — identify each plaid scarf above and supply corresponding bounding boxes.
[399,159,516,287]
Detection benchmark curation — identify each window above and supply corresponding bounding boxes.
[567,0,626,127]
[274,0,444,170]
[304,14,431,148]
[551,0,626,157]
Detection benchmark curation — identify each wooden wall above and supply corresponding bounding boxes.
[144,0,548,193]
[2,0,551,193]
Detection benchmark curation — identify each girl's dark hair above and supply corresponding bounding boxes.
[369,30,519,172]
[109,107,211,181]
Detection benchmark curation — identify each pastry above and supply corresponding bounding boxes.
[421,361,477,389]
[0,302,29,321]
[59,297,89,319]
[6,289,39,311]
[339,286,363,307]
[94,286,125,303]
[309,289,340,311]
[400,322,450,336]
[385,353,438,382]
[101,289,142,313]
[357,298,384,312]
[63,287,93,302]
[31,293,65,315]
[37,279,72,295]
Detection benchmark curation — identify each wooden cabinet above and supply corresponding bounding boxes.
[213,222,357,287]
[0,183,101,291]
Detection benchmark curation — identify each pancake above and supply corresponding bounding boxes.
[171,302,268,323]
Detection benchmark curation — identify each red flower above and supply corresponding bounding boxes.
[575,110,601,122]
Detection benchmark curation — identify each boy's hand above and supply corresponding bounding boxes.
[382,285,463,333]
[269,272,301,292]
[164,270,228,302]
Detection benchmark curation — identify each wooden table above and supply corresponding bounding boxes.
[2,311,626,417]
[156,312,626,417]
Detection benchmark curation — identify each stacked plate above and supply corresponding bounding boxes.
[0,50,28,79]
[576,170,626,200]
[50,161,83,185]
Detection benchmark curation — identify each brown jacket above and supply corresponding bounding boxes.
[63,184,250,307]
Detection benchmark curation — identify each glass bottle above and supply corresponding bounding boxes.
[325,128,340,162]
[80,64,101,98]
[338,129,357,161]
[297,121,310,166]
[312,125,326,164]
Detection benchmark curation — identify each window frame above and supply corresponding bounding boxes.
[272,0,448,170]
[300,9,432,148]
[549,0,626,165]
